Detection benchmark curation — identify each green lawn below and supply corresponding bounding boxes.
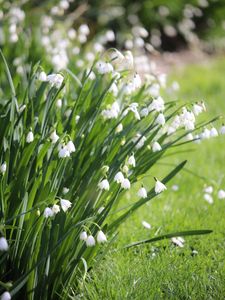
[79,58,225,300]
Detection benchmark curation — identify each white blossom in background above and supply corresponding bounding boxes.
[98,179,110,191]
[204,193,213,204]
[97,231,107,244]
[172,184,179,191]
[63,187,69,194]
[60,199,72,212]
[219,125,225,135]
[137,187,147,198]
[46,74,64,88]
[200,128,210,139]
[0,237,9,251]
[218,189,225,199]
[186,133,194,141]
[193,103,204,116]
[44,207,54,218]
[56,99,62,108]
[26,131,34,143]
[140,108,149,118]
[142,220,151,229]
[50,130,59,143]
[128,154,136,167]
[114,172,124,184]
[152,141,162,152]
[148,96,165,112]
[102,101,120,120]
[204,186,213,194]
[171,237,185,247]
[96,61,113,74]
[80,231,88,241]
[133,133,146,149]
[0,291,11,300]
[121,178,131,190]
[155,179,167,194]
[86,235,95,247]
[155,113,165,126]
[0,162,7,174]
[210,127,218,137]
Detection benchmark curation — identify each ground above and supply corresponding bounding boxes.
[79,57,225,300]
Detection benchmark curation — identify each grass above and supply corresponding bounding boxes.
[80,57,225,300]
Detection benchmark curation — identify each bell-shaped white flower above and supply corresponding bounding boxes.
[0,162,7,174]
[193,103,203,116]
[44,207,54,218]
[56,99,62,108]
[52,204,60,215]
[0,237,9,251]
[50,130,59,144]
[186,133,193,141]
[86,235,95,247]
[200,128,210,139]
[114,172,124,184]
[58,146,70,158]
[60,199,72,212]
[142,220,151,229]
[204,193,213,204]
[137,187,147,198]
[121,178,131,190]
[155,113,165,126]
[96,61,113,74]
[219,125,225,135]
[210,127,218,137]
[152,141,162,152]
[98,179,110,191]
[26,131,34,143]
[39,71,47,82]
[97,230,107,244]
[140,108,149,117]
[0,291,11,300]
[154,179,167,194]
[80,231,88,241]
[66,141,76,153]
[218,189,225,199]
[46,73,64,88]
[115,123,123,133]
[128,154,136,167]
[63,187,69,194]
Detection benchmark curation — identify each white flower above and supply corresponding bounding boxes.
[148,96,165,112]
[75,115,80,124]
[133,133,146,149]
[155,113,165,126]
[210,127,218,137]
[46,74,64,88]
[63,187,69,194]
[66,141,76,153]
[96,61,113,74]
[97,230,107,244]
[200,128,210,139]
[86,235,95,247]
[58,146,70,158]
[52,204,60,215]
[128,154,136,167]
[142,220,151,229]
[39,71,47,81]
[219,125,225,135]
[218,189,225,199]
[78,24,90,36]
[114,172,124,184]
[140,108,149,117]
[44,207,54,218]
[50,130,59,144]
[171,237,184,247]
[193,103,203,116]
[137,187,147,198]
[26,131,34,143]
[155,179,167,194]
[115,123,123,133]
[0,291,11,300]
[152,142,162,152]
[204,186,213,194]
[97,206,105,214]
[60,199,72,212]
[186,133,193,141]
[98,179,110,191]
[121,178,131,190]
[80,231,88,241]
[204,193,213,204]
[0,162,7,174]
[0,237,9,251]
